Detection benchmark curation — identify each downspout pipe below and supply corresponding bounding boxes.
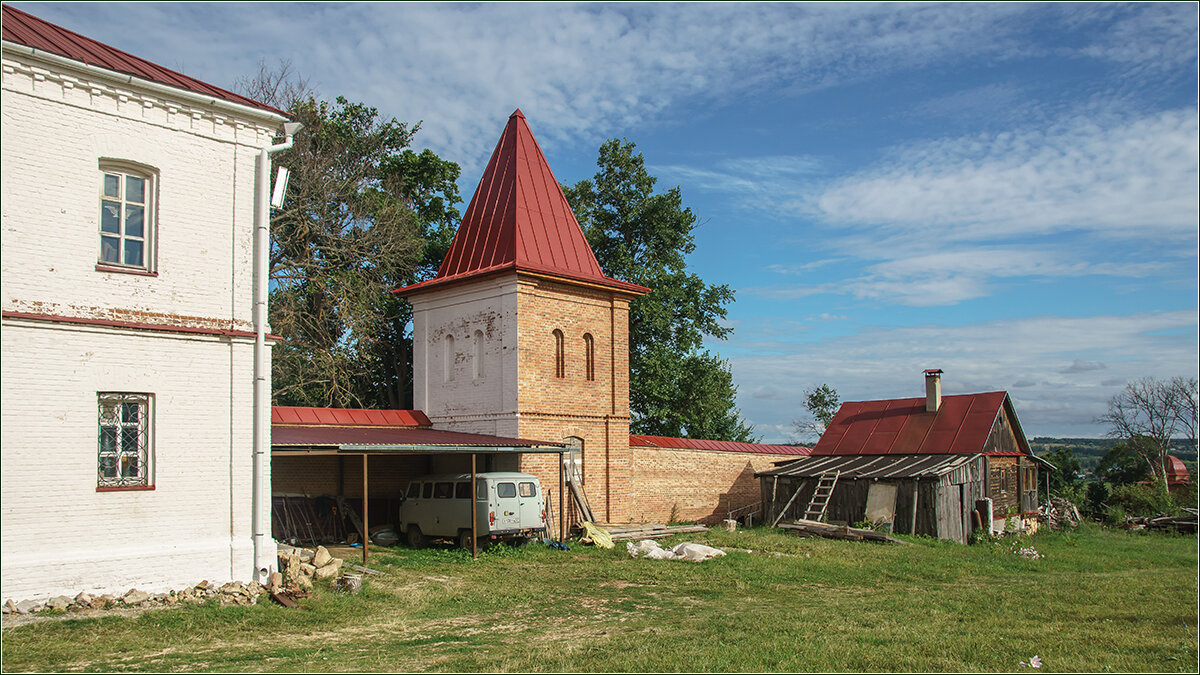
[252,122,300,583]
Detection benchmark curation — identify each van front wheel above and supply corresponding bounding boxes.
[406,525,426,549]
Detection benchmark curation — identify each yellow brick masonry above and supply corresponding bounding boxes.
[629,446,800,525]
[514,275,635,524]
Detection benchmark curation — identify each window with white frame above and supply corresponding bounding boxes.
[99,164,154,270]
[98,393,153,488]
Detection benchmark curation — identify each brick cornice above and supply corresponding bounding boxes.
[1,310,279,341]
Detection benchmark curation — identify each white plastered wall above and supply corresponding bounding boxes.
[0,322,258,600]
[410,274,521,441]
[1,47,279,601]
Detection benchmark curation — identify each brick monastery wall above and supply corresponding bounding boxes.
[629,446,799,525]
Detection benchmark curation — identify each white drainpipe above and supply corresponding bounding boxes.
[252,122,300,583]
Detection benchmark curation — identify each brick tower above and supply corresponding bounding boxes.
[395,110,648,523]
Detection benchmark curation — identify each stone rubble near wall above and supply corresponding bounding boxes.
[2,579,264,616]
[2,546,354,617]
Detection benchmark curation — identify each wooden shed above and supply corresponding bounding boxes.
[759,453,1005,543]
[758,371,1050,543]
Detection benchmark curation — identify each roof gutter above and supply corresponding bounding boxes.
[2,41,288,125]
[338,444,567,454]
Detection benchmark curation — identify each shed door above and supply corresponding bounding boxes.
[864,483,898,529]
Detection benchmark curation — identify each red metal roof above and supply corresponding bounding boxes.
[272,406,431,427]
[2,5,285,116]
[630,434,811,456]
[812,392,1015,456]
[395,110,649,297]
[273,425,562,449]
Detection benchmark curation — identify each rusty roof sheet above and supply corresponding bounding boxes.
[756,453,983,480]
[272,406,431,427]
[394,110,649,297]
[629,434,811,456]
[273,425,561,451]
[813,392,1010,456]
[2,5,285,117]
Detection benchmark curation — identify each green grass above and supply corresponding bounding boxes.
[2,524,1196,672]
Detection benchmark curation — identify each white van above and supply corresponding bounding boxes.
[399,472,545,549]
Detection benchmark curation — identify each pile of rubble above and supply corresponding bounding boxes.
[1040,498,1081,529]
[276,544,344,590]
[3,580,261,616]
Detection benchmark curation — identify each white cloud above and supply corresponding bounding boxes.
[731,310,1199,442]
[812,109,1199,244]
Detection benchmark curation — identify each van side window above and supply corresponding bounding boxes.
[455,482,471,499]
[519,482,536,498]
[477,479,486,495]
[497,482,517,498]
[435,482,453,498]
[422,482,433,499]
[407,482,422,499]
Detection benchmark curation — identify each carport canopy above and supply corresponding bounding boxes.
[272,410,567,561]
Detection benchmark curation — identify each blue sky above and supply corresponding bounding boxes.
[17,2,1198,441]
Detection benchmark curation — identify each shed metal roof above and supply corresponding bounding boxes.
[756,453,984,480]
[813,391,1015,456]
[2,5,285,116]
[271,406,560,453]
[394,110,649,297]
[272,406,431,427]
[630,434,810,456]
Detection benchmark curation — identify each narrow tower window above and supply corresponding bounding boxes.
[473,330,484,379]
[583,333,595,381]
[444,334,455,382]
[553,329,565,379]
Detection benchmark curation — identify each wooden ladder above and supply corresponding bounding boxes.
[803,472,840,522]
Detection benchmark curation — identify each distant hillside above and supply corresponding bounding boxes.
[1031,437,1198,475]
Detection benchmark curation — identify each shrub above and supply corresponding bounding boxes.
[1083,481,1111,518]
[1109,483,1177,518]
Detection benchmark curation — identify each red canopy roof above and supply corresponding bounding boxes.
[630,434,810,456]
[271,406,559,450]
[395,110,648,297]
[812,392,1016,456]
[272,406,431,427]
[2,5,285,117]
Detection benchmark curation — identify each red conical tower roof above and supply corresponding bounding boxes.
[396,110,648,296]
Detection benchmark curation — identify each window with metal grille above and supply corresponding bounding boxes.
[99,164,155,271]
[97,393,152,488]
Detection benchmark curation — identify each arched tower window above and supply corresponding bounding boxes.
[552,329,565,378]
[583,333,595,381]
[443,334,455,382]
[473,330,484,379]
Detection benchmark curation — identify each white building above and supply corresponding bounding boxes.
[1,6,287,601]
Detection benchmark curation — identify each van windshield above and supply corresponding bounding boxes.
[497,482,517,498]
[407,483,421,499]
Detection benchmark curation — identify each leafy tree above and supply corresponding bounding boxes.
[238,66,461,408]
[791,384,840,444]
[563,140,754,442]
[1098,376,1197,490]
[1042,446,1082,501]
[1095,438,1152,486]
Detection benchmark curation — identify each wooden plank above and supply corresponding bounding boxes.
[772,486,805,527]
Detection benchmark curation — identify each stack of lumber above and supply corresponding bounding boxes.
[603,523,709,542]
[777,518,909,544]
[1125,508,1197,534]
